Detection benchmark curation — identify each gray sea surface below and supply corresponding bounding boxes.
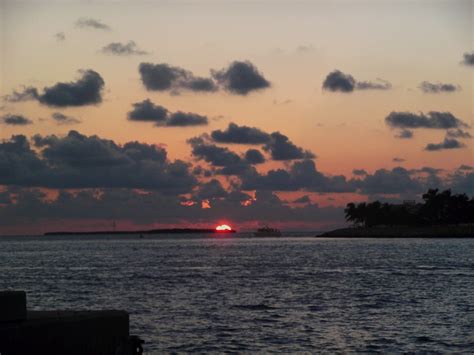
[1,233,473,353]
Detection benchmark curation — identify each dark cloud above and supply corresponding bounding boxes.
[385,111,468,130]
[245,149,266,164]
[166,112,208,127]
[100,41,149,56]
[55,32,65,42]
[393,157,405,163]
[6,70,105,107]
[1,114,33,126]
[3,87,39,103]
[128,99,168,122]
[462,52,474,66]
[355,79,392,90]
[352,169,368,176]
[211,123,271,144]
[458,164,473,171]
[395,129,413,139]
[323,70,391,93]
[293,195,311,203]
[355,167,424,195]
[188,136,251,175]
[194,179,228,200]
[0,131,196,193]
[138,63,217,93]
[75,18,110,30]
[127,99,208,127]
[451,171,474,195]
[446,129,472,139]
[263,132,315,161]
[211,61,270,95]
[322,70,355,92]
[418,81,460,93]
[241,159,354,193]
[425,138,465,151]
[51,112,81,125]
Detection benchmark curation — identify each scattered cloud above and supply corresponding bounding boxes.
[385,111,468,130]
[244,149,266,164]
[4,70,105,107]
[395,129,413,139]
[263,132,315,160]
[323,70,391,93]
[393,157,405,163]
[425,138,465,151]
[55,32,65,42]
[462,51,474,66]
[51,112,81,125]
[352,169,368,176]
[293,195,311,203]
[127,99,208,127]
[211,61,270,95]
[446,129,472,139]
[1,114,33,125]
[211,123,271,144]
[139,62,217,93]
[100,41,149,56]
[418,81,460,93]
[75,17,110,30]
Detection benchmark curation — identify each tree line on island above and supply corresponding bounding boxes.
[345,189,474,227]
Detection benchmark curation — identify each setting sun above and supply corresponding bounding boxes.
[215,224,233,232]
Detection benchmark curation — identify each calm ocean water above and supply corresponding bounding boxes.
[1,234,473,353]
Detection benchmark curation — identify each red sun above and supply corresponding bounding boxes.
[215,224,232,232]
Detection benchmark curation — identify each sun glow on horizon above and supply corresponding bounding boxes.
[215,224,232,231]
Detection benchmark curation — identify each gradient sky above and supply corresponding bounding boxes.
[0,0,473,234]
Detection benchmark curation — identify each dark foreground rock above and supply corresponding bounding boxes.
[318,224,474,238]
[0,291,143,355]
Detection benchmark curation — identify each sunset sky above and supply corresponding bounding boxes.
[0,0,473,234]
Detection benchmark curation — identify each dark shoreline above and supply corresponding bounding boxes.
[44,228,236,236]
[317,225,474,238]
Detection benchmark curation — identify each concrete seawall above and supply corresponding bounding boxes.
[0,291,143,355]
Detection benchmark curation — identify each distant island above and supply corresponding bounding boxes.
[44,228,236,236]
[318,189,474,238]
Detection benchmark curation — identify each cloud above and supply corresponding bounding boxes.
[385,111,468,130]
[446,129,472,139]
[51,112,81,125]
[241,159,354,193]
[323,70,391,93]
[418,81,460,93]
[3,87,39,102]
[1,114,33,125]
[395,129,413,139]
[211,61,270,95]
[462,51,474,66]
[55,32,65,42]
[458,164,473,171]
[5,70,105,107]
[100,41,149,56]
[194,179,228,200]
[138,63,217,93]
[352,169,368,176]
[355,79,392,90]
[0,131,196,193]
[393,157,405,163]
[127,99,208,127]
[75,18,110,30]
[244,149,266,164]
[355,167,424,195]
[166,112,208,127]
[293,195,311,203]
[263,132,315,160]
[211,123,271,144]
[424,138,465,151]
[128,99,168,122]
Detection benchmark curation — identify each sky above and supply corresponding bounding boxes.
[0,0,473,235]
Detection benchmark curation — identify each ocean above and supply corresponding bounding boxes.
[1,234,473,353]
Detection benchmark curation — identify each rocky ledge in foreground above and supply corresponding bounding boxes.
[317,225,474,238]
